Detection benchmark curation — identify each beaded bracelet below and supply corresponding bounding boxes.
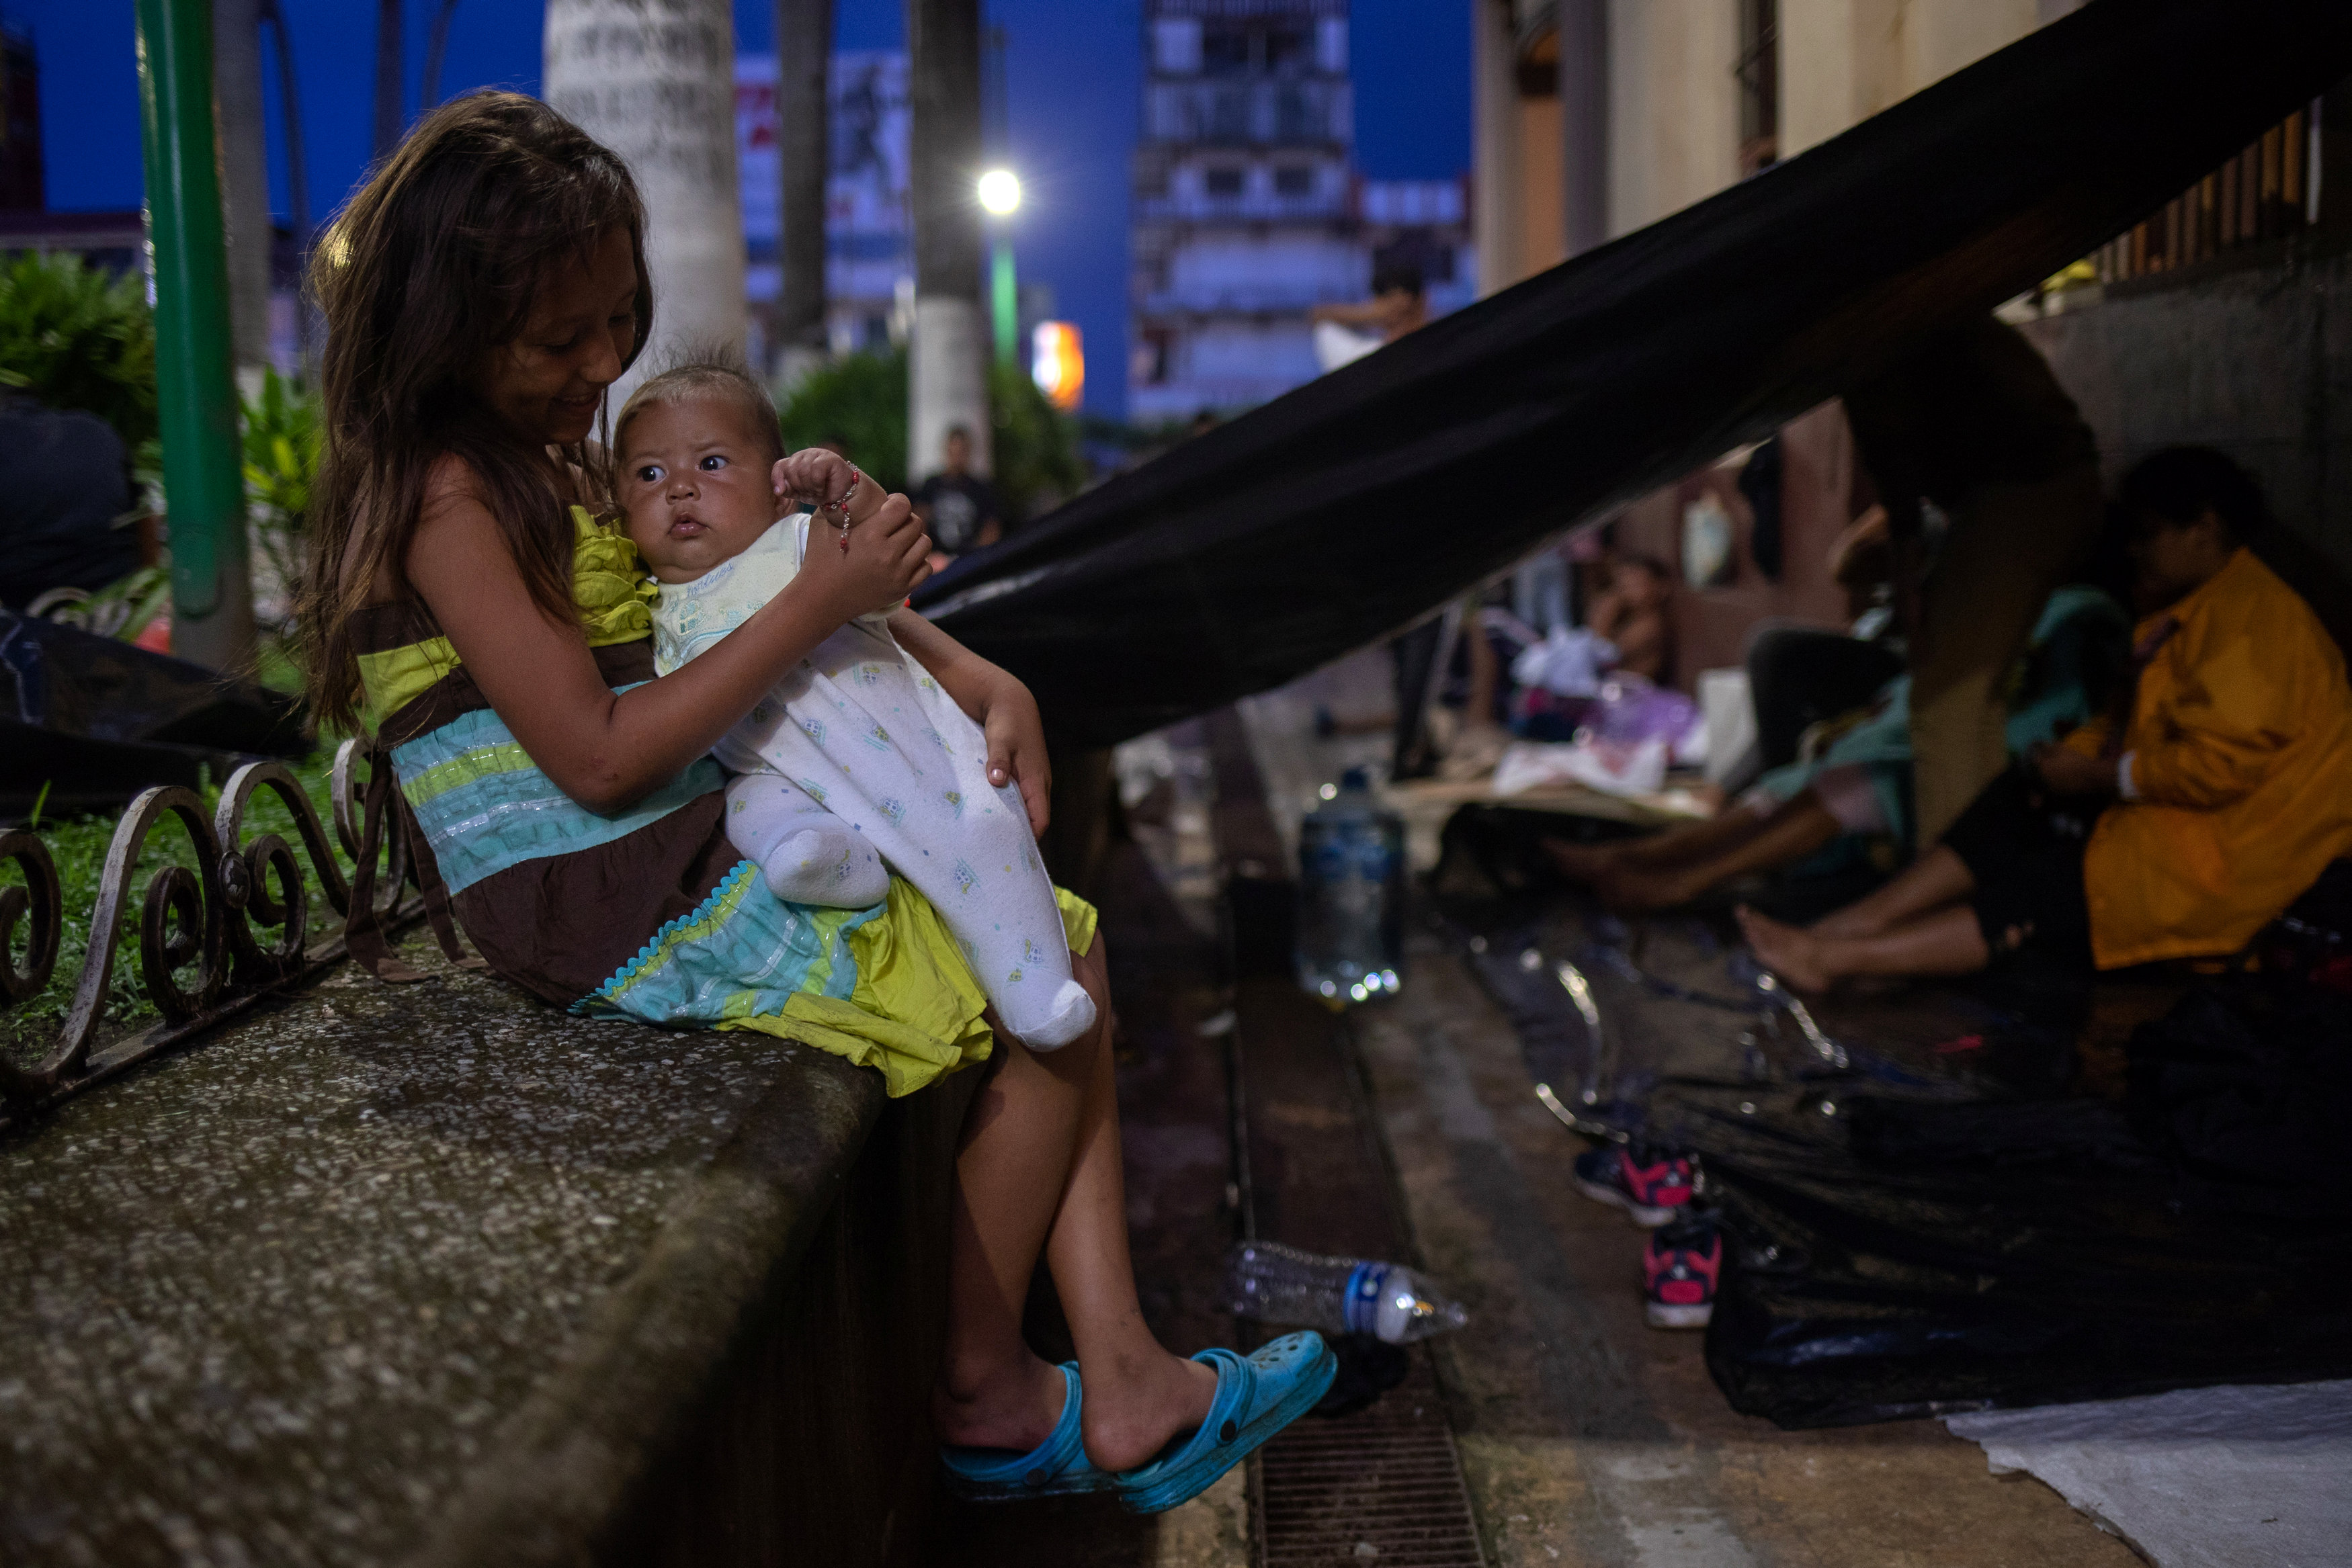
[821,467,864,554]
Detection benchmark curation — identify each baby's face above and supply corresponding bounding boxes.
[619,396,786,582]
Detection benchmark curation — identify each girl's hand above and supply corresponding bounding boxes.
[981,679,1052,836]
[792,490,932,623]
[773,448,882,524]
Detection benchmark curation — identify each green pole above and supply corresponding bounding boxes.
[991,238,1018,367]
[136,0,255,674]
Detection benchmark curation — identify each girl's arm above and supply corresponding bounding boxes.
[888,608,1053,836]
[407,468,931,814]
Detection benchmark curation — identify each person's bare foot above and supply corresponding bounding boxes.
[1077,1348,1220,1473]
[1735,905,1836,994]
[1541,837,1619,885]
[932,1352,1068,1455]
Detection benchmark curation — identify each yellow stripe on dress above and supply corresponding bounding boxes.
[354,508,658,726]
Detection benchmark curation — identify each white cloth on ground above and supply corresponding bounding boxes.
[1946,1379,2352,1568]
[651,516,1095,1049]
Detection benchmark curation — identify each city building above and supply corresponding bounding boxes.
[737,50,914,372]
[1129,0,1472,422]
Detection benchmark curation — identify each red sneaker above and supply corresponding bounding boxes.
[1642,1219,1720,1330]
[1574,1144,1697,1227]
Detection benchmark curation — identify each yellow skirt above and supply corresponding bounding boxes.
[716,879,1099,1098]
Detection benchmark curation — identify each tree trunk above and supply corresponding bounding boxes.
[775,0,833,384]
[544,0,749,407]
[907,0,990,482]
[373,0,403,161]
[214,0,274,382]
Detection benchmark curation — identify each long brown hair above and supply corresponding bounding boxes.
[299,91,653,734]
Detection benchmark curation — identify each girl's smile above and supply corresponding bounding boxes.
[480,225,640,446]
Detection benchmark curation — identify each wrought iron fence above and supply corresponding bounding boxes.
[0,739,419,1126]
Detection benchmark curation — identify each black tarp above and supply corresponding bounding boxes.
[1685,970,2352,1429]
[0,610,308,818]
[918,0,2352,746]
[1443,838,2352,1428]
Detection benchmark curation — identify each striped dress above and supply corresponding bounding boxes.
[349,507,1093,1096]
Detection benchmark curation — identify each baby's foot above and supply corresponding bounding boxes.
[757,828,890,908]
[1005,979,1097,1052]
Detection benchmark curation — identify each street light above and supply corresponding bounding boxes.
[977,167,1022,215]
[978,169,1021,364]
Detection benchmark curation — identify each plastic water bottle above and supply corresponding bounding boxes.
[1224,1240,1469,1345]
[1296,767,1406,1006]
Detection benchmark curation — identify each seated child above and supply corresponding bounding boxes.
[1739,447,2352,991]
[616,361,1097,1049]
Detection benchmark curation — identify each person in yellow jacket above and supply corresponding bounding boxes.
[1738,447,2352,992]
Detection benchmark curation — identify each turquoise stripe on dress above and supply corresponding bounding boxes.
[574,859,883,1025]
[391,701,724,896]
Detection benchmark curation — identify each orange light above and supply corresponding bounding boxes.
[1031,320,1084,411]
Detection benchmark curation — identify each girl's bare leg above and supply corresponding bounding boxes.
[1806,844,1976,939]
[1600,793,1844,912]
[932,934,1216,1471]
[1736,902,1990,993]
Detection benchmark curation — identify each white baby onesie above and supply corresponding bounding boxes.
[650,516,1096,1050]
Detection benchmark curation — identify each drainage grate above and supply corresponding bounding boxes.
[1255,1352,1486,1567]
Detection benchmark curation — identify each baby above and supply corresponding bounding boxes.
[615,361,1096,1050]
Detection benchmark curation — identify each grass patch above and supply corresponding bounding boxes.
[3,750,355,1065]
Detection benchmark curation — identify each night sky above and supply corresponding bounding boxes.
[0,0,1468,417]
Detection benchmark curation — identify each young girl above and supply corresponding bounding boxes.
[300,91,1331,1511]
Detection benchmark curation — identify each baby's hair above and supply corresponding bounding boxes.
[616,353,785,468]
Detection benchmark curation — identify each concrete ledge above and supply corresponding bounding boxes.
[2,941,974,1567]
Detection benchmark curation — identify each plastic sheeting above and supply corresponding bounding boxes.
[1948,1381,2352,1568]
[1441,846,2352,1431]
[1676,973,2352,1429]
[917,0,2352,746]
[1,609,308,818]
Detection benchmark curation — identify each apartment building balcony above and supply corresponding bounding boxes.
[1143,79,1353,148]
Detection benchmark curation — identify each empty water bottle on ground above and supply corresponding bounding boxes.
[1296,767,1406,1006]
[1224,1240,1468,1345]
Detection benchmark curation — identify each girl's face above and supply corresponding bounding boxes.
[480,226,640,446]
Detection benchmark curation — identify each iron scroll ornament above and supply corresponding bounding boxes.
[0,740,419,1119]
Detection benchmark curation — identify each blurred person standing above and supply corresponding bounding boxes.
[911,424,1003,569]
[1310,262,1427,372]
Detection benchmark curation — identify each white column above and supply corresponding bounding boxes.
[1471,0,1523,297]
[1605,0,1741,239]
[907,0,990,482]
[544,0,748,406]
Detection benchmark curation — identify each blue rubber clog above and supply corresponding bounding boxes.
[938,1362,1116,1501]
[1115,1332,1339,1516]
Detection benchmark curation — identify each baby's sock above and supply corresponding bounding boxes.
[724,773,890,908]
